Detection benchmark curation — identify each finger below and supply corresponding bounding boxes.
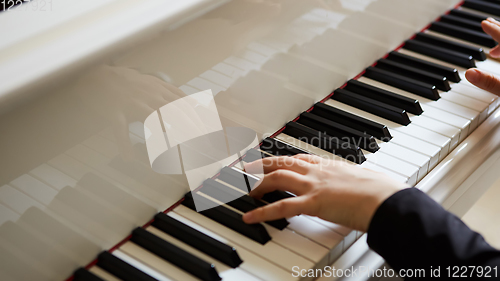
[291,154,323,164]
[249,169,312,199]
[487,17,500,27]
[244,156,312,175]
[489,45,500,58]
[243,196,311,224]
[482,20,500,44]
[465,68,500,96]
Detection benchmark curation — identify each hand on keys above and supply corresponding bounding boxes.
[243,155,408,232]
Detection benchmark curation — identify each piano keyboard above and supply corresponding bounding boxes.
[64,1,500,281]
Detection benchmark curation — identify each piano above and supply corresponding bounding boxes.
[1,0,500,280]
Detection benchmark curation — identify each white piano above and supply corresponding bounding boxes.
[1,0,500,280]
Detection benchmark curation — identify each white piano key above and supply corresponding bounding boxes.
[173,204,311,275]
[409,115,460,150]
[0,185,44,214]
[303,216,358,250]
[396,125,450,161]
[262,223,330,264]
[147,226,260,281]
[113,249,173,281]
[365,152,419,186]
[286,216,344,260]
[440,91,489,123]
[418,104,471,142]
[171,207,297,281]
[389,130,441,170]
[450,83,499,114]
[377,142,430,182]
[303,216,352,237]
[324,99,451,160]
[10,174,57,205]
[29,163,77,190]
[88,266,122,281]
[476,59,500,77]
[357,76,480,131]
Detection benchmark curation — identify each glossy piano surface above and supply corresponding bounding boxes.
[4,0,497,280]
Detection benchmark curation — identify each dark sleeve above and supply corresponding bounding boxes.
[367,187,500,277]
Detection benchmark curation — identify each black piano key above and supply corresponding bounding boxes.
[429,21,496,47]
[73,268,104,281]
[260,137,310,157]
[332,88,411,125]
[414,32,486,61]
[463,0,500,17]
[152,213,243,268]
[201,179,289,230]
[386,51,461,83]
[283,122,366,164]
[440,14,485,33]
[131,228,220,281]
[364,67,440,100]
[243,148,269,162]
[449,8,488,22]
[218,166,255,193]
[311,102,392,141]
[217,165,296,203]
[345,79,423,115]
[476,0,500,3]
[182,192,272,245]
[404,39,476,68]
[96,251,158,281]
[261,189,296,203]
[375,58,451,91]
[297,111,380,152]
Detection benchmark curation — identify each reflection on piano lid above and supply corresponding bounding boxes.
[4,0,500,280]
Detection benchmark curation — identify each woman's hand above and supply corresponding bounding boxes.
[466,18,500,95]
[242,155,409,232]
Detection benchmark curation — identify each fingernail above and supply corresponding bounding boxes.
[488,17,499,24]
[466,69,480,84]
[242,212,254,224]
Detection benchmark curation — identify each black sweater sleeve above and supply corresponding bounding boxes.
[367,188,500,279]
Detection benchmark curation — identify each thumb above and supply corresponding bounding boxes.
[465,68,500,96]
